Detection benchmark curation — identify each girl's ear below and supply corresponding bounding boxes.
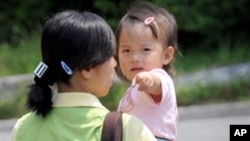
[163,46,174,65]
[80,69,92,79]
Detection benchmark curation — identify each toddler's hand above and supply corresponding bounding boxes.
[131,72,155,93]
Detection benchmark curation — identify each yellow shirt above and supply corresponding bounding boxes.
[11,92,156,141]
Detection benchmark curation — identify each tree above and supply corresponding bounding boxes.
[154,0,250,51]
[1,0,249,52]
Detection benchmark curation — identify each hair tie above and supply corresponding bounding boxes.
[33,61,48,78]
[60,61,73,75]
[144,17,155,25]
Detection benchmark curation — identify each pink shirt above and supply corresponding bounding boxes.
[118,68,178,141]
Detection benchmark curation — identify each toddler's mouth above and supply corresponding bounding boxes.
[131,67,143,71]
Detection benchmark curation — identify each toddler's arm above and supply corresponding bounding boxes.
[131,71,162,96]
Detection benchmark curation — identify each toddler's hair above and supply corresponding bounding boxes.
[115,1,178,82]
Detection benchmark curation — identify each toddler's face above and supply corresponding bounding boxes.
[118,23,170,81]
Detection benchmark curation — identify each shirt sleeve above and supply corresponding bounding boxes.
[150,68,174,104]
[122,113,156,141]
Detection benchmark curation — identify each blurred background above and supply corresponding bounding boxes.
[0,0,250,119]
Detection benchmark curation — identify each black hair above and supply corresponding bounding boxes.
[27,10,115,117]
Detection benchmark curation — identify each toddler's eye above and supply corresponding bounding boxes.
[144,48,151,51]
[122,49,130,52]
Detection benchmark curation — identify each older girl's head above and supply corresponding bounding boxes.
[40,10,115,85]
[28,10,116,117]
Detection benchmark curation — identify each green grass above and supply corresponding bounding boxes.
[176,80,250,106]
[100,83,128,110]
[0,33,250,77]
[175,37,250,74]
[0,33,41,77]
[0,86,29,119]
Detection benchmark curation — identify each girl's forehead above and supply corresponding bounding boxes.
[119,24,160,47]
[120,23,152,39]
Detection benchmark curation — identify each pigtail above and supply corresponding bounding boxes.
[26,80,53,117]
[26,61,55,117]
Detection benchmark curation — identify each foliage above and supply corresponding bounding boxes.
[0,0,51,44]
[0,33,250,77]
[0,0,130,44]
[0,33,41,76]
[176,80,250,106]
[0,89,28,119]
[1,0,250,52]
[100,83,128,110]
[175,35,250,73]
[154,0,250,51]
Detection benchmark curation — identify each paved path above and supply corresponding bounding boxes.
[177,101,250,141]
[1,101,250,141]
[0,118,16,141]
[177,115,250,141]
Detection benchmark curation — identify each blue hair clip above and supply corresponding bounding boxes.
[60,61,73,75]
[34,61,48,78]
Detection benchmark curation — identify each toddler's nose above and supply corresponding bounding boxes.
[131,53,140,63]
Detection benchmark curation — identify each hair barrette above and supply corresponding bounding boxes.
[144,17,155,25]
[34,61,48,78]
[60,61,73,75]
